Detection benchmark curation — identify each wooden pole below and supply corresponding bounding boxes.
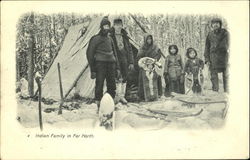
[129,13,147,33]
[129,13,166,59]
[35,77,43,131]
[57,63,64,115]
[63,64,89,99]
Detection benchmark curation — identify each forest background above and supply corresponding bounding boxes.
[16,13,227,96]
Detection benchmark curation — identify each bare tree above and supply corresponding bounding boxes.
[27,12,35,96]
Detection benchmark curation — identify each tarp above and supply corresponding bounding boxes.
[41,17,103,100]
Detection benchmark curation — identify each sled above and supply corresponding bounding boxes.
[176,98,227,105]
[171,92,227,106]
[138,57,162,102]
[120,103,171,122]
[126,110,171,122]
[147,108,203,118]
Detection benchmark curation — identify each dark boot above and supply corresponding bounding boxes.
[211,71,219,92]
[223,69,228,92]
[95,100,100,114]
[192,79,201,94]
[157,76,163,97]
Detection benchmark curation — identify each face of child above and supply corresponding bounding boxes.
[146,36,152,45]
[147,64,153,70]
[170,47,177,54]
[189,50,196,58]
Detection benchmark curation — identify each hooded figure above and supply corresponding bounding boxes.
[137,34,162,61]
[86,17,120,113]
[184,48,204,94]
[137,34,163,101]
[109,18,134,104]
[164,45,185,96]
[204,18,229,92]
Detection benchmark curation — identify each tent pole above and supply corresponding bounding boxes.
[129,13,166,59]
[129,13,147,33]
[57,63,64,115]
[64,64,89,99]
[35,77,43,131]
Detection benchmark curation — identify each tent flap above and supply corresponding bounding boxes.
[41,17,103,100]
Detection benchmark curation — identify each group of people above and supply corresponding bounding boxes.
[86,17,229,112]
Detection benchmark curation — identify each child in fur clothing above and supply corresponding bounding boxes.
[184,48,204,94]
[164,45,185,96]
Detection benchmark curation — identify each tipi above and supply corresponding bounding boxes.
[41,16,139,101]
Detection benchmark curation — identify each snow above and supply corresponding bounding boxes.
[16,78,38,97]
[16,91,227,131]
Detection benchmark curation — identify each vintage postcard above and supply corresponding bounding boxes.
[1,1,249,159]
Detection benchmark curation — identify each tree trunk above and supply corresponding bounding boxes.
[27,12,35,97]
[16,53,20,81]
[48,30,52,58]
[52,14,57,45]
[199,15,203,58]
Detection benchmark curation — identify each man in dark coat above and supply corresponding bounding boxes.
[86,17,120,112]
[110,18,134,104]
[204,18,229,92]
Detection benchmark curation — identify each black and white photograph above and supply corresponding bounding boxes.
[15,13,229,130]
[1,1,249,159]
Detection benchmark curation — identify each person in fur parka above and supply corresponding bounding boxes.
[164,45,185,96]
[137,34,163,101]
[184,47,204,94]
[204,18,229,92]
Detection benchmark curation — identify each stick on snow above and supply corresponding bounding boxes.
[35,77,43,131]
[57,63,64,115]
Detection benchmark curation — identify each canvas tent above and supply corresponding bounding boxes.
[41,16,140,101]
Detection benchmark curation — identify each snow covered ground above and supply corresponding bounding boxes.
[16,90,228,131]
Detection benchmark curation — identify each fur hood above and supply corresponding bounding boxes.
[143,33,154,47]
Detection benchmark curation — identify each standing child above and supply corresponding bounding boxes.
[164,45,185,96]
[184,48,204,94]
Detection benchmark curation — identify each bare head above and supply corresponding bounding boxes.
[168,45,178,55]
[186,47,197,59]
